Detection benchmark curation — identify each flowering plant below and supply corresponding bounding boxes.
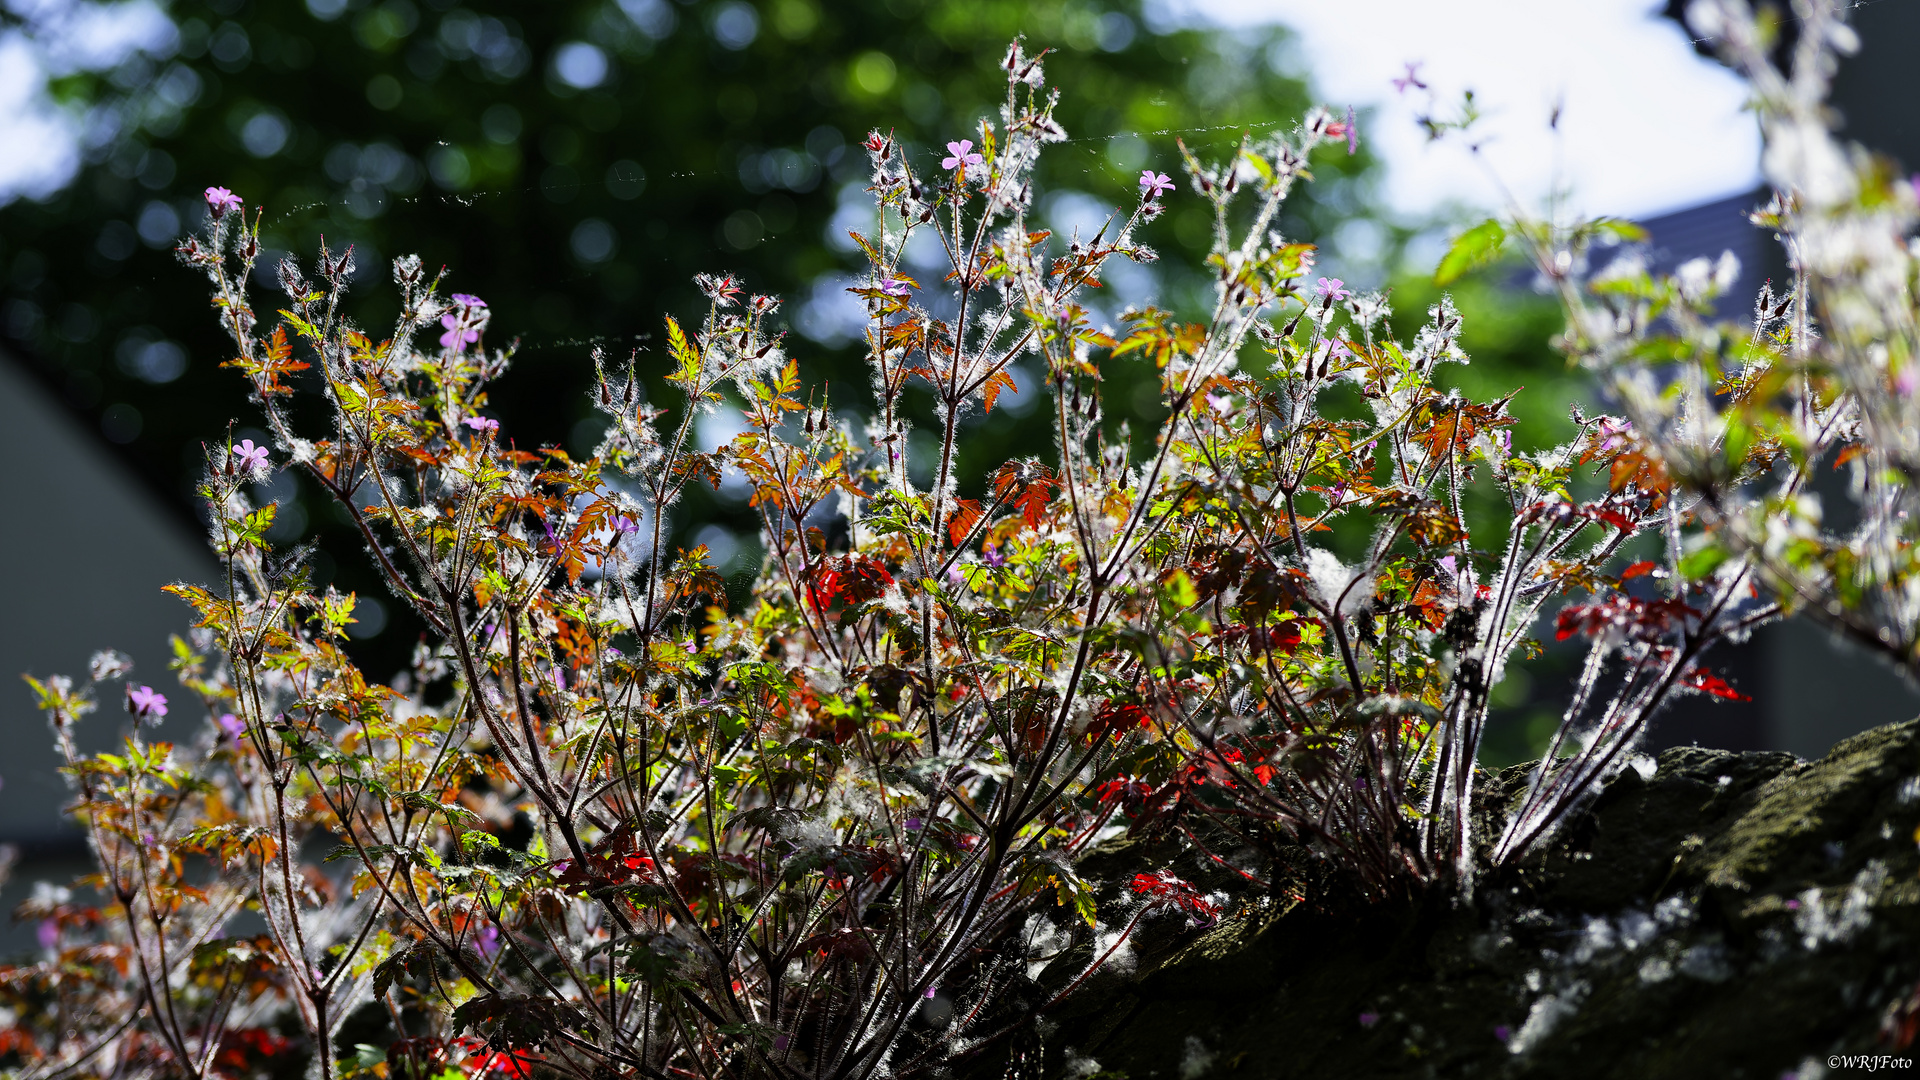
[3,11,1886,1075]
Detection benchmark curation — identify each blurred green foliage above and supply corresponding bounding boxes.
[0,0,1396,662]
[1,0,1584,761]
[0,0,1386,665]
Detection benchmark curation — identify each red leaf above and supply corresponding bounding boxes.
[1682,668,1751,701]
[1620,560,1657,580]
[991,462,1057,529]
[1129,870,1220,920]
[1555,594,1697,642]
[1087,702,1152,741]
[809,555,894,610]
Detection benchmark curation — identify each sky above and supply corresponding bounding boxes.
[0,0,1762,225]
[0,0,175,204]
[1156,0,1761,222]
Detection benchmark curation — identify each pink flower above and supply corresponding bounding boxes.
[474,924,501,958]
[612,514,639,534]
[232,438,270,473]
[879,277,912,297]
[1596,417,1634,453]
[127,684,168,722]
[204,186,243,217]
[37,919,58,951]
[451,293,486,309]
[1392,62,1427,95]
[217,713,246,740]
[1316,277,1353,302]
[440,313,481,352]
[941,139,984,170]
[1323,107,1358,154]
[1139,170,1175,199]
[463,415,500,433]
[1359,1011,1380,1028]
[1897,365,1918,397]
[1494,1024,1512,1043]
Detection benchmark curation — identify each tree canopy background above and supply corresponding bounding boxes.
[0,0,1570,704]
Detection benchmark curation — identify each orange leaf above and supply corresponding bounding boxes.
[267,325,291,364]
[948,498,984,547]
[982,369,1017,413]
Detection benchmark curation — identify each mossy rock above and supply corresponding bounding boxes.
[962,721,1920,1079]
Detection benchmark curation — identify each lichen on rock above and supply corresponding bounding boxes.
[967,720,1920,1079]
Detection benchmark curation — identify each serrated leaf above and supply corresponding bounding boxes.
[1433,218,1506,286]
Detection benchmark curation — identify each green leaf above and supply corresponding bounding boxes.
[663,315,700,386]
[1590,216,1649,244]
[341,1043,388,1080]
[1677,544,1730,581]
[1433,219,1507,286]
[459,830,502,856]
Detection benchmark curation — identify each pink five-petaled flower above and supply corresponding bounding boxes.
[612,514,639,535]
[37,918,59,951]
[232,438,270,473]
[1595,417,1634,453]
[463,415,499,433]
[440,312,481,352]
[127,684,168,723]
[1316,277,1354,302]
[217,713,246,740]
[1897,365,1919,398]
[1392,62,1428,95]
[451,292,486,309]
[205,186,243,218]
[941,139,984,171]
[1139,170,1175,199]
[878,277,912,298]
[1323,107,1359,154]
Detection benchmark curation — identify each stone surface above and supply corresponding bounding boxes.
[967,720,1920,1079]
